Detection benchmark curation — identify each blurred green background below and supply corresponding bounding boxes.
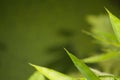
[0,0,120,80]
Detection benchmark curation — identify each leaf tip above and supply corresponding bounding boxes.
[105,8,113,16]
[29,63,38,69]
[104,7,108,12]
[64,48,67,52]
[64,48,71,56]
[29,63,34,66]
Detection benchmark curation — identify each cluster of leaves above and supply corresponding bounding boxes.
[28,9,120,80]
[86,9,120,75]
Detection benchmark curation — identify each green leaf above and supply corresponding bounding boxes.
[64,49,100,80]
[83,51,120,63]
[29,63,75,80]
[106,8,120,42]
[28,71,45,80]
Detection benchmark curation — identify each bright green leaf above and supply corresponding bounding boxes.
[106,8,120,42]
[29,63,75,80]
[28,71,45,80]
[64,49,100,80]
[83,51,120,63]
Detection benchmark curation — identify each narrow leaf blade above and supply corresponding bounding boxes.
[106,8,120,42]
[83,51,119,63]
[29,63,75,80]
[64,49,100,80]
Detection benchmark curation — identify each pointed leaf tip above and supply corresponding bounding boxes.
[106,8,120,42]
[29,63,37,68]
[64,48,70,55]
[105,8,109,13]
[30,63,75,80]
[29,63,33,66]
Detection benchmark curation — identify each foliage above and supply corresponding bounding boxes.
[86,9,120,75]
[29,9,120,80]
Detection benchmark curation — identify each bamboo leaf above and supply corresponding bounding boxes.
[29,63,75,80]
[106,8,120,42]
[64,49,100,80]
[83,51,120,63]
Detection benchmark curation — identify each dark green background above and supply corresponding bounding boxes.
[0,0,119,80]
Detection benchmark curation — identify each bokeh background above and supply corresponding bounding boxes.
[0,0,120,80]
